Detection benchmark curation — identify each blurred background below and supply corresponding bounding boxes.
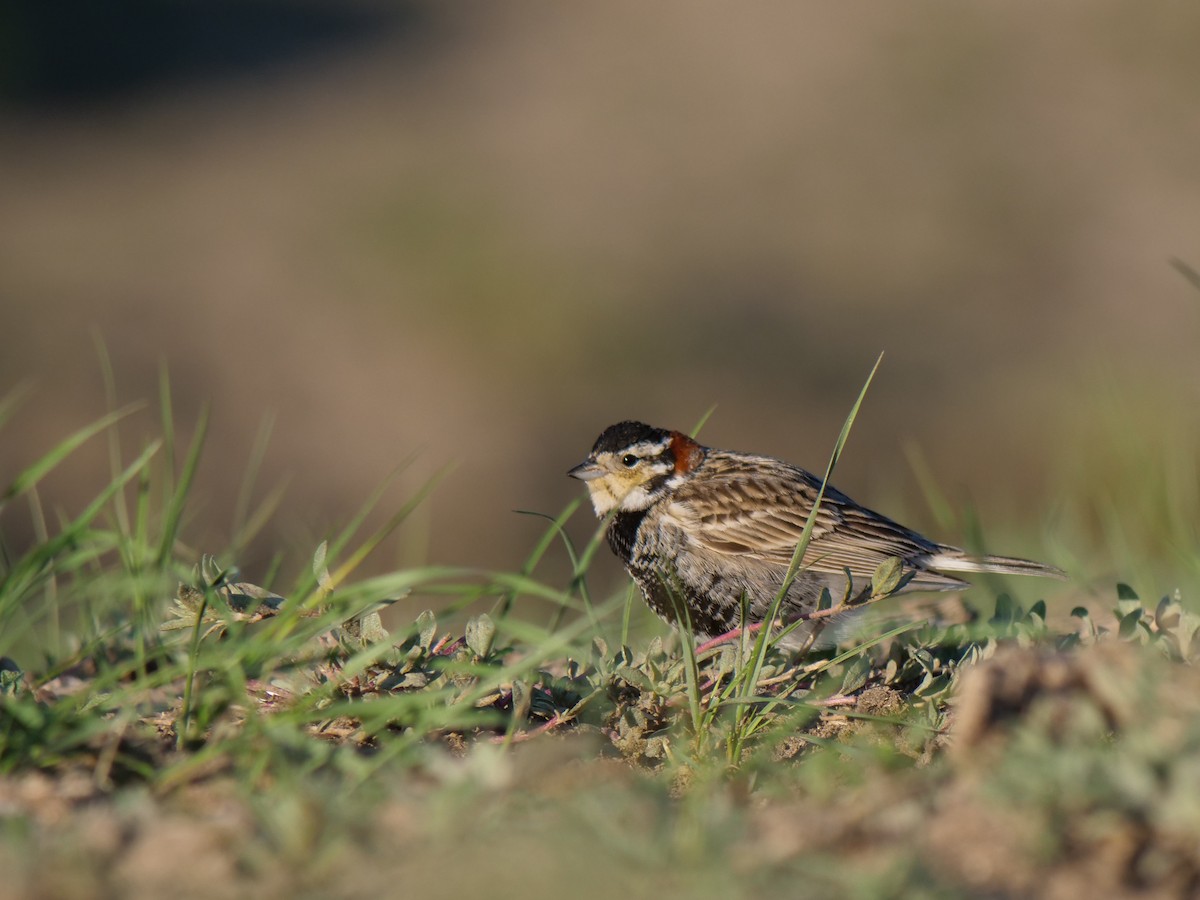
[2,1,1199,610]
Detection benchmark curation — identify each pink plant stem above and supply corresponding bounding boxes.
[810,695,855,708]
[490,712,565,744]
[432,635,464,656]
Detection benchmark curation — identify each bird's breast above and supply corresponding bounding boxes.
[606,508,650,564]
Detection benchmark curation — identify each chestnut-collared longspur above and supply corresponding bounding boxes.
[568,421,1065,647]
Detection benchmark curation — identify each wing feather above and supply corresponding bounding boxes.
[666,451,964,589]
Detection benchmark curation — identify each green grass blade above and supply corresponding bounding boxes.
[318,468,449,598]
[903,440,957,533]
[93,334,134,539]
[0,441,161,644]
[0,403,142,510]
[514,497,585,579]
[158,361,177,498]
[231,481,289,554]
[286,455,422,603]
[0,383,32,432]
[672,594,705,739]
[731,352,884,750]
[778,351,884,600]
[497,496,584,619]
[689,405,718,439]
[156,404,209,567]
[231,413,276,551]
[1169,257,1200,295]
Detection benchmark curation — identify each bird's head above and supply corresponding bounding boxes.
[568,421,706,516]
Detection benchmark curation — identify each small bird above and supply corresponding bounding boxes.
[568,421,1065,648]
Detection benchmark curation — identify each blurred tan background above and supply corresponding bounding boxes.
[2,1,1199,600]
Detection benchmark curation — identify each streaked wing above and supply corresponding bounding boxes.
[666,452,964,588]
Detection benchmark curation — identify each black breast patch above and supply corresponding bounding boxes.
[607,508,648,563]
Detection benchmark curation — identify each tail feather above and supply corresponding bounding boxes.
[927,551,1067,581]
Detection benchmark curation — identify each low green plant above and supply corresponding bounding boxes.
[4,361,1200,898]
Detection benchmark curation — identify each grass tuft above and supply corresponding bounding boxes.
[1,374,1199,897]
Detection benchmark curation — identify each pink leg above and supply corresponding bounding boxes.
[695,622,765,656]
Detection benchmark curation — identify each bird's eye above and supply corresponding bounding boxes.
[621,454,639,467]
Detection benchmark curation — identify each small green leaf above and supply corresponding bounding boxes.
[645,635,665,660]
[914,672,952,699]
[991,594,1019,625]
[509,679,532,723]
[0,657,25,696]
[222,582,285,613]
[2,696,45,728]
[345,611,389,646]
[465,613,496,658]
[313,541,333,593]
[839,655,871,695]
[1118,609,1142,640]
[78,692,111,714]
[200,555,229,587]
[871,556,904,597]
[816,587,833,612]
[416,610,437,649]
[614,666,654,692]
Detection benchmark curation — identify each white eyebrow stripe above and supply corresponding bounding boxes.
[622,440,669,457]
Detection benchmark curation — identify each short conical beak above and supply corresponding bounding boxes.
[567,460,604,481]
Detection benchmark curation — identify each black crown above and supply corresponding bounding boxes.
[590,421,672,455]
